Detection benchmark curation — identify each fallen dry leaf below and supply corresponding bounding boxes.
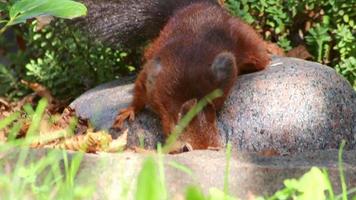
[0,97,10,109]
[53,107,89,135]
[1,97,129,154]
[43,130,107,153]
[21,80,54,103]
[35,16,54,31]
[106,129,128,152]
[218,0,225,6]
[257,149,280,157]
[43,129,127,153]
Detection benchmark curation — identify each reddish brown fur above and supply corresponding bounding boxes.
[113,2,270,151]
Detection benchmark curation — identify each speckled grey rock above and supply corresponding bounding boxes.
[70,57,356,153]
[4,149,356,199]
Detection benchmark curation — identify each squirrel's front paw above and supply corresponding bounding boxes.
[112,107,135,129]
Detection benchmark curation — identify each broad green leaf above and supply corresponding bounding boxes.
[136,158,162,200]
[10,0,46,18]
[186,186,206,200]
[9,0,87,25]
[0,2,7,12]
[208,188,237,200]
[292,167,328,200]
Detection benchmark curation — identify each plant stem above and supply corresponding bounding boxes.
[317,41,323,63]
[0,24,8,35]
[0,19,14,35]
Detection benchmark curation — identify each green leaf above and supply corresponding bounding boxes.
[10,0,46,19]
[0,64,17,95]
[343,15,349,23]
[208,188,237,200]
[9,0,87,25]
[136,158,162,200]
[0,2,7,13]
[186,186,206,200]
[288,167,328,200]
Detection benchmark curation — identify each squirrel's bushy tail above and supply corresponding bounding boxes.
[75,0,219,48]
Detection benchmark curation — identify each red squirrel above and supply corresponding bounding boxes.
[112,2,270,151]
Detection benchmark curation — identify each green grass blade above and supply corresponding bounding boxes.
[0,111,20,130]
[23,103,35,117]
[338,140,347,200]
[157,144,167,200]
[224,142,232,199]
[7,121,22,141]
[26,98,48,138]
[136,157,162,200]
[67,152,84,187]
[167,161,193,177]
[322,168,335,200]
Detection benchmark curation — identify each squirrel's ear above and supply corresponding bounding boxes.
[211,52,237,83]
[178,98,198,120]
[146,58,162,88]
[147,58,162,76]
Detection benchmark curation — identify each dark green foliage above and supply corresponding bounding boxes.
[0,0,137,101]
[0,20,137,100]
[225,0,356,89]
[23,20,137,100]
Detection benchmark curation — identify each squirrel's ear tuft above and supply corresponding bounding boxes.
[211,52,237,83]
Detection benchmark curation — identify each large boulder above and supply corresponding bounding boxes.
[70,57,356,153]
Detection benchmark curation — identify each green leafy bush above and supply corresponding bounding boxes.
[23,20,136,100]
[225,0,356,89]
[0,0,136,101]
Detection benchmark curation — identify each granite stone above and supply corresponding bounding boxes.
[70,57,356,153]
[4,149,356,199]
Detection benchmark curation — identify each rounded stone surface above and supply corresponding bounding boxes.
[70,57,356,153]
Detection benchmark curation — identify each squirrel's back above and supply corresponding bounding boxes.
[77,0,220,48]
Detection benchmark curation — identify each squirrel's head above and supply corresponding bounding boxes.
[173,98,221,152]
[146,50,236,152]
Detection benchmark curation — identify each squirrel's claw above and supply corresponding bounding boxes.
[112,107,135,129]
